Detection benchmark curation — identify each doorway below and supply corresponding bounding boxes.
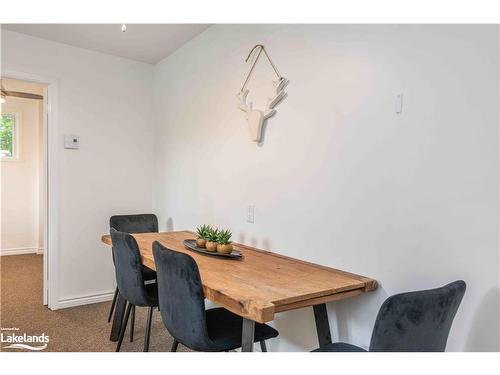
[1,77,48,306]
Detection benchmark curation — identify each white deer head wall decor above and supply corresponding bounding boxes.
[237,45,288,143]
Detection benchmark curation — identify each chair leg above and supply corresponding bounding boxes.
[171,340,179,352]
[107,287,119,323]
[116,302,132,352]
[143,306,154,352]
[260,341,267,352]
[129,305,135,342]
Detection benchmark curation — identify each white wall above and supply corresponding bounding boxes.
[153,25,500,351]
[1,96,42,255]
[1,30,155,304]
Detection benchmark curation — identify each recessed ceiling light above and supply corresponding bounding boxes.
[121,24,127,33]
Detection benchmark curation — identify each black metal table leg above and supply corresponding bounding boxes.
[313,303,332,348]
[260,340,267,352]
[130,305,135,342]
[241,318,255,352]
[110,291,127,341]
[171,339,179,352]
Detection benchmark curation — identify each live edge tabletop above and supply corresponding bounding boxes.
[101,231,377,324]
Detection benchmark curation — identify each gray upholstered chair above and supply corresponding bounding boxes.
[110,228,159,352]
[108,214,158,343]
[152,241,279,352]
[313,280,466,352]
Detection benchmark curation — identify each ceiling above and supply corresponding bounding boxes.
[2,24,211,64]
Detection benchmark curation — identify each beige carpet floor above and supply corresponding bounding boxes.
[0,254,189,352]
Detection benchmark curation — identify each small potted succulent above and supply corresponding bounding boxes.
[216,229,233,254]
[205,227,219,252]
[195,224,211,248]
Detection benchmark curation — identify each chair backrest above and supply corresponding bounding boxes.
[369,280,466,352]
[110,228,150,306]
[153,241,213,351]
[110,214,158,233]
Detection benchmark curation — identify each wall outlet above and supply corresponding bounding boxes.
[246,205,255,223]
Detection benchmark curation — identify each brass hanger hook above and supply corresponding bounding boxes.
[240,44,282,92]
[245,44,264,63]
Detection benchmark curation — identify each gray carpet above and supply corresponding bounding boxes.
[0,254,189,352]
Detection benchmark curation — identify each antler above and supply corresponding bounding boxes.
[264,77,288,119]
[237,89,252,113]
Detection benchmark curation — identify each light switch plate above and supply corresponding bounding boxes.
[64,134,79,149]
[395,93,403,114]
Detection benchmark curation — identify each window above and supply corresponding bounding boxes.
[0,114,17,159]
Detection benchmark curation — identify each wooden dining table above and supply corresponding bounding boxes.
[101,230,377,351]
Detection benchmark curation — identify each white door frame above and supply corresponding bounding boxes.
[2,68,60,309]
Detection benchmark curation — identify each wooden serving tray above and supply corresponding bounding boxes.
[183,239,243,260]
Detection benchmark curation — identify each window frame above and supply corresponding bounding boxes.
[0,112,21,161]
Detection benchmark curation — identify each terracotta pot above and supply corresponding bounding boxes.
[205,241,217,252]
[217,243,233,254]
[196,238,206,248]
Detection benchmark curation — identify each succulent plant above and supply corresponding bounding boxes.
[217,229,232,245]
[196,224,211,239]
[205,227,219,242]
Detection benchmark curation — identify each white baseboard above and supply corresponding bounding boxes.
[56,291,115,309]
[36,247,44,255]
[0,247,39,256]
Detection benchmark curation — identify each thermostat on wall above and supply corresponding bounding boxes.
[64,134,80,149]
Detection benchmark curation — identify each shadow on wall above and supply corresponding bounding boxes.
[331,286,389,349]
[165,217,174,232]
[268,286,388,351]
[465,287,500,351]
[237,233,273,250]
[270,308,320,351]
